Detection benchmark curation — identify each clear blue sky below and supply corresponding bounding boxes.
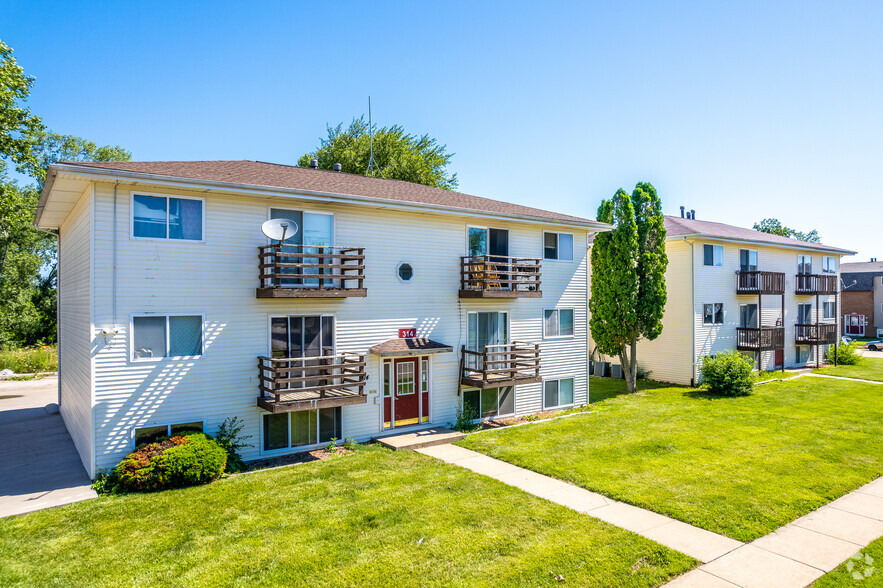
[3,0,881,260]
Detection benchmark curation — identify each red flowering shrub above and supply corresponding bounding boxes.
[113,434,226,492]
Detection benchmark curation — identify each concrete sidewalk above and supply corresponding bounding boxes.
[0,377,96,517]
[417,444,883,588]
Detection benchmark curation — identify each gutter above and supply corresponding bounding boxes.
[667,233,856,257]
[38,164,614,232]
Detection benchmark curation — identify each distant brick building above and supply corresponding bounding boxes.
[841,260,883,338]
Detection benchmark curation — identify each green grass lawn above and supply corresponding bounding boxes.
[813,535,882,586]
[0,446,695,588]
[458,376,883,542]
[814,357,883,382]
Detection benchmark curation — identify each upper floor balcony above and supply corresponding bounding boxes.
[736,327,785,351]
[795,274,838,295]
[459,255,542,299]
[460,341,541,388]
[795,323,838,345]
[257,352,367,413]
[735,271,786,295]
[256,244,366,298]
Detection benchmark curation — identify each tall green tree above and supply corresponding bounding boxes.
[753,218,820,243]
[0,39,131,348]
[298,116,458,190]
[0,40,42,171]
[590,183,668,393]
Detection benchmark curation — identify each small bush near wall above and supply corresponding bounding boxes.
[113,433,227,492]
[825,343,862,366]
[700,351,755,397]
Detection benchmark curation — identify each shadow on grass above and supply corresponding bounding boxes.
[589,376,682,403]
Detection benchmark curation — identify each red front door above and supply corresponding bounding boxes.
[383,356,430,429]
[774,349,784,368]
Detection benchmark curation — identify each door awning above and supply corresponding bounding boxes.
[369,338,454,357]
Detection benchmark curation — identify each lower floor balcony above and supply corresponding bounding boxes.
[736,327,784,351]
[460,341,541,389]
[257,353,367,413]
[795,323,838,345]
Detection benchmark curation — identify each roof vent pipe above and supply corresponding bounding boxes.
[680,206,685,218]
[310,159,319,169]
[690,209,696,220]
[333,163,342,172]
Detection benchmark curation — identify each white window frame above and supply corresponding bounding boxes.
[461,386,516,421]
[823,301,836,320]
[267,314,337,358]
[543,231,574,262]
[129,313,205,363]
[822,256,836,274]
[395,261,415,283]
[131,420,205,448]
[259,408,342,455]
[130,191,206,242]
[703,303,724,325]
[543,308,575,338]
[703,244,723,267]
[797,254,813,274]
[797,303,812,324]
[542,377,575,410]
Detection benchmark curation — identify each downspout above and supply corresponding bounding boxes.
[684,237,696,386]
[586,235,592,404]
[112,182,118,330]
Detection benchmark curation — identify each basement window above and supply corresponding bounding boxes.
[133,421,204,447]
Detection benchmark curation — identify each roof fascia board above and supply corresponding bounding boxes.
[666,232,856,256]
[46,164,612,231]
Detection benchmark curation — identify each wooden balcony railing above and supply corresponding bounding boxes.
[257,353,367,413]
[735,271,786,295]
[795,274,838,295]
[256,244,366,298]
[461,341,541,388]
[459,255,542,298]
[795,323,838,345]
[736,327,785,351]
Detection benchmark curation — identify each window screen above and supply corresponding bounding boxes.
[133,316,166,359]
[169,316,202,356]
[133,195,167,238]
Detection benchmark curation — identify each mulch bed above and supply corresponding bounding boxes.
[244,447,354,472]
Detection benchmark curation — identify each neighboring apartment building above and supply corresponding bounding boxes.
[593,212,855,386]
[841,259,883,338]
[36,160,610,477]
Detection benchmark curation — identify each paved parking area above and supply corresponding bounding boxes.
[0,376,96,517]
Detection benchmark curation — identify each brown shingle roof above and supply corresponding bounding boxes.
[369,338,454,357]
[663,216,855,254]
[57,160,603,227]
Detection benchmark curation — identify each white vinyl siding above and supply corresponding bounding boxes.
[84,181,591,472]
[57,185,95,476]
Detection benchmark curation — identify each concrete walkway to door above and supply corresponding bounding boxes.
[418,444,883,588]
[0,376,96,518]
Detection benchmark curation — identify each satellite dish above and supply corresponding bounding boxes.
[261,218,299,242]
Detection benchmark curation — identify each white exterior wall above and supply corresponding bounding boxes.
[602,238,843,387]
[85,181,590,474]
[57,186,94,474]
[691,240,839,374]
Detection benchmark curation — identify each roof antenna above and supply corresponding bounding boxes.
[366,96,383,178]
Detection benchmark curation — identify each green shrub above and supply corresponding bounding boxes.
[825,342,861,366]
[214,416,252,472]
[699,351,755,397]
[113,433,227,492]
[0,345,57,373]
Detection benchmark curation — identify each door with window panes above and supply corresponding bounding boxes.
[382,356,430,429]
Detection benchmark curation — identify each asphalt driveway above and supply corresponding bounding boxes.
[0,376,96,517]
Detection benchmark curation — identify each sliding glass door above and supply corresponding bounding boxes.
[466,311,508,370]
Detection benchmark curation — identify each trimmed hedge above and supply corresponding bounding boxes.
[114,433,227,492]
[700,351,755,397]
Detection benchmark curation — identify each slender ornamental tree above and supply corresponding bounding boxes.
[590,183,668,393]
